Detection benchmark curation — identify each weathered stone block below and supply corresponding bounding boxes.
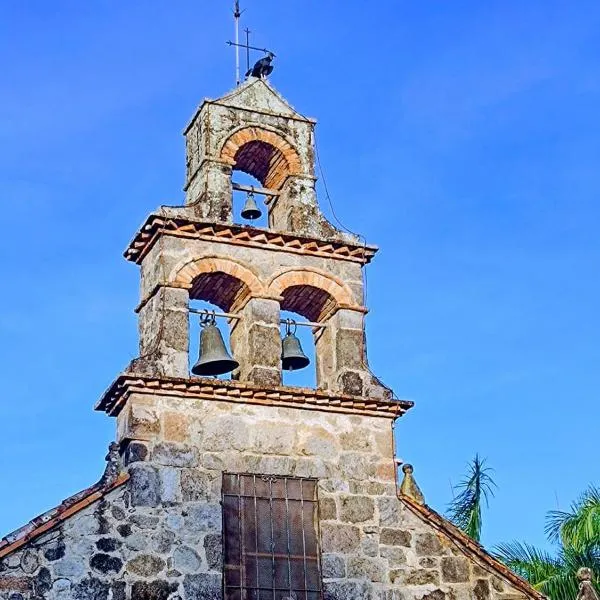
[131,580,178,600]
[402,569,440,585]
[377,496,401,527]
[172,546,202,573]
[323,579,372,600]
[380,546,407,566]
[54,556,86,578]
[152,442,198,467]
[254,421,296,454]
[72,577,110,600]
[416,532,444,556]
[180,469,210,502]
[474,578,491,600]
[380,528,411,547]
[441,556,470,583]
[347,556,385,582]
[182,573,221,600]
[129,465,160,507]
[339,495,375,523]
[319,496,337,520]
[320,523,361,553]
[163,412,190,443]
[321,553,346,579]
[300,426,339,458]
[126,554,166,577]
[204,534,222,571]
[339,452,377,480]
[90,553,123,575]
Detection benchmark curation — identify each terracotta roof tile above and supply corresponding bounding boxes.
[0,473,129,559]
[398,493,547,600]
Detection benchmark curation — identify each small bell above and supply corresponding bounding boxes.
[191,314,239,376]
[241,191,262,220]
[281,320,310,371]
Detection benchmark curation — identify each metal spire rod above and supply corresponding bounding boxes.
[233,1,241,85]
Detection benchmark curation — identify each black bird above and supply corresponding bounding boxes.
[246,52,274,79]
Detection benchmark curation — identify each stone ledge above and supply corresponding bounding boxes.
[95,374,413,419]
[124,214,378,265]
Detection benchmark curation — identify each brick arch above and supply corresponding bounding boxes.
[220,126,303,189]
[173,257,265,312]
[268,268,356,322]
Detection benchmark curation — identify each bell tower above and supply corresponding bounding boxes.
[95,76,415,599]
[119,77,394,400]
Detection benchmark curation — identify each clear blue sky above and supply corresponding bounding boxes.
[1,1,598,553]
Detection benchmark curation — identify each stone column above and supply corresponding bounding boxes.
[131,286,189,378]
[269,175,331,236]
[229,297,281,387]
[316,308,367,395]
[185,158,233,223]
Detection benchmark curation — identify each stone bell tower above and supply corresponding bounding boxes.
[123,78,392,400]
[0,76,544,600]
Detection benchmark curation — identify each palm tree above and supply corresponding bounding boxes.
[447,454,496,542]
[494,486,600,600]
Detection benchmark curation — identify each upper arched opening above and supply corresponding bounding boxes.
[220,127,302,190]
[268,268,355,322]
[173,257,265,312]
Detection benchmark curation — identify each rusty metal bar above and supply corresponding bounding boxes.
[232,182,280,197]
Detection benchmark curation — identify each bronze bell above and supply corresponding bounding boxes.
[192,316,239,377]
[281,321,310,371]
[241,191,262,220]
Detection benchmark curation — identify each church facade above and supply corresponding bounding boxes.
[0,79,543,600]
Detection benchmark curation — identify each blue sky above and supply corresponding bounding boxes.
[1,1,598,553]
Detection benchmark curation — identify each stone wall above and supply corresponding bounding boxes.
[0,394,526,599]
[0,394,532,600]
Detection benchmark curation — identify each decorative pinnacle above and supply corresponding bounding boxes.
[576,568,599,600]
[399,463,425,505]
[99,442,122,487]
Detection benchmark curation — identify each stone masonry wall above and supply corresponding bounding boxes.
[0,394,531,599]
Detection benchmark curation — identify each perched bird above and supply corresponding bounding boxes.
[246,52,274,79]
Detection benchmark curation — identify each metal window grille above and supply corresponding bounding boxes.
[222,473,324,600]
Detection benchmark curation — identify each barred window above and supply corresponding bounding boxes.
[222,473,323,600]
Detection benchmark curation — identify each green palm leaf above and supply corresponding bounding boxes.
[447,454,496,542]
[546,486,600,551]
[494,541,579,600]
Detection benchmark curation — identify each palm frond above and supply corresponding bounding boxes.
[495,542,600,600]
[546,486,600,551]
[494,541,577,600]
[447,454,496,542]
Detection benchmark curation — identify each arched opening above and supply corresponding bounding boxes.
[188,270,252,380]
[221,127,302,191]
[232,170,269,228]
[279,284,337,389]
[234,140,288,188]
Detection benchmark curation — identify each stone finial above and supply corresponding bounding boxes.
[399,463,425,505]
[99,442,122,486]
[576,568,599,600]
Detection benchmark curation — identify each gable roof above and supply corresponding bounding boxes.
[0,473,129,559]
[203,77,315,123]
[399,494,547,600]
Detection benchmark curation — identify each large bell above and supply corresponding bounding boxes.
[241,192,262,220]
[281,323,310,371]
[192,320,239,376]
